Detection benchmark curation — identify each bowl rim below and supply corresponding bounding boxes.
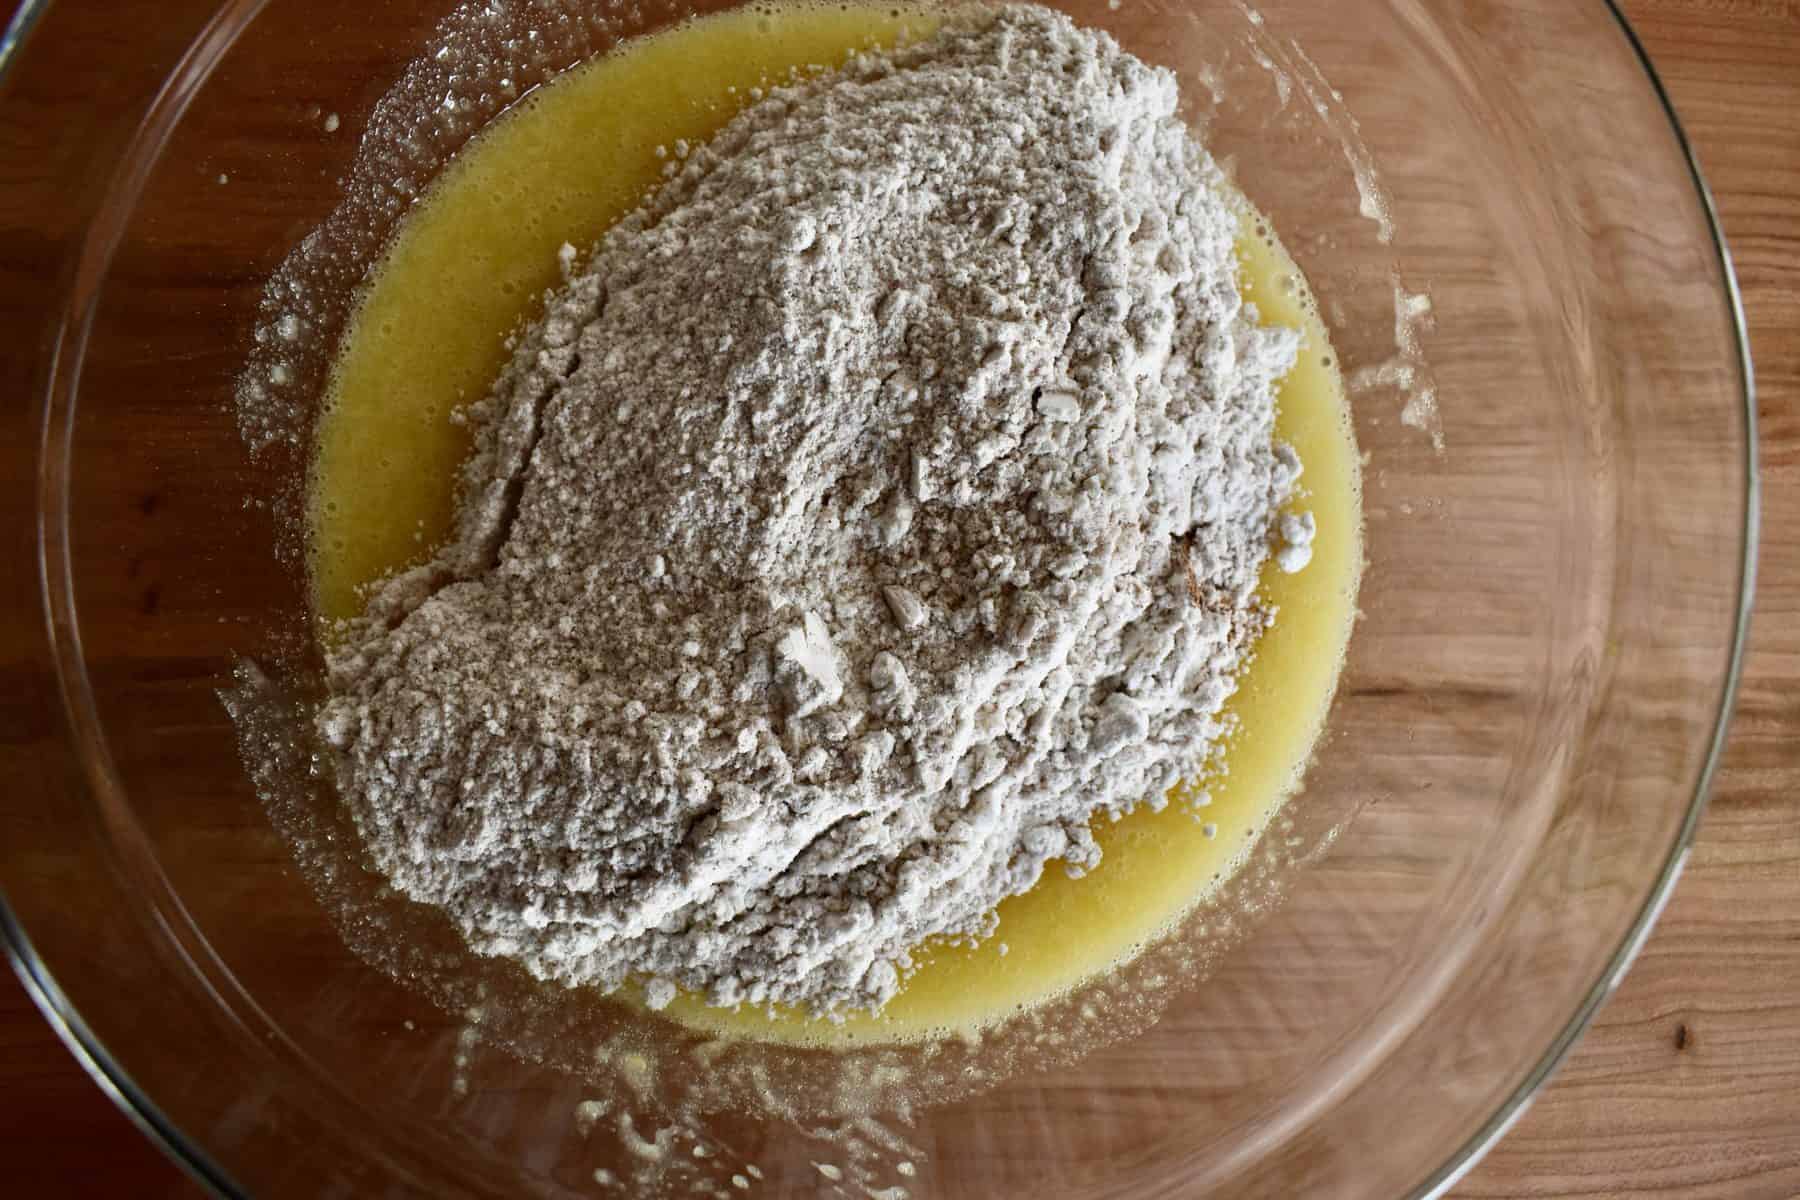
[1,1,1760,1197]
[0,0,50,86]
[1401,4,1760,1194]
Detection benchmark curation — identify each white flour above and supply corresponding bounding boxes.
[319,4,1311,1016]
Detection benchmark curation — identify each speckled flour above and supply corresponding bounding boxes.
[318,4,1311,1017]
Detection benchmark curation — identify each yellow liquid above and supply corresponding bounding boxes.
[311,3,1362,1047]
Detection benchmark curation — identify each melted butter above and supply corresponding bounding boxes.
[310,2,1362,1048]
[310,3,942,623]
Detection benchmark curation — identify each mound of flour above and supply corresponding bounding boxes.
[319,4,1311,1016]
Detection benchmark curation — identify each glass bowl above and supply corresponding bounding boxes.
[0,0,1755,1196]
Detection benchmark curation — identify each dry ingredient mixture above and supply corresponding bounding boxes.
[319,4,1313,1017]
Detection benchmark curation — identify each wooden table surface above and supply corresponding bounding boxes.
[4,0,1797,1196]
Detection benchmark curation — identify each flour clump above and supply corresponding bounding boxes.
[319,4,1310,1016]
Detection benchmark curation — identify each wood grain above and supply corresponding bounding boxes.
[3,0,1797,1196]
[1456,3,1800,1197]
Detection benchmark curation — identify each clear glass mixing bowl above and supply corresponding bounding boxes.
[0,0,1755,1196]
